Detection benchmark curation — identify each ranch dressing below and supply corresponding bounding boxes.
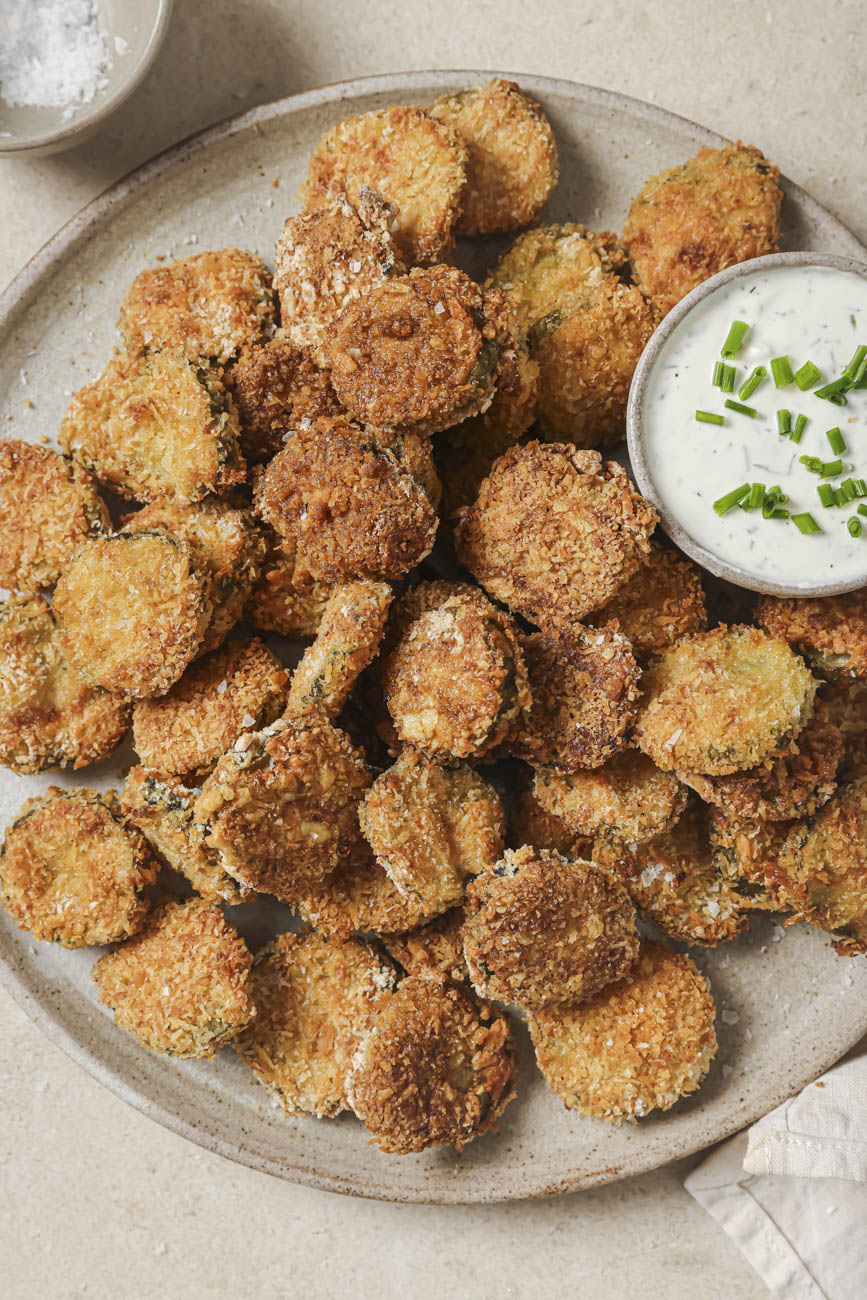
[642,264,867,589]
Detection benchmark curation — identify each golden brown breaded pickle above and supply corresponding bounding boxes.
[118,248,275,362]
[255,417,438,583]
[0,440,109,594]
[508,783,588,857]
[588,542,707,662]
[323,266,507,437]
[94,898,254,1059]
[0,596,129,774]
[121,766,253,905]
[529,940,717,1122]
[296,837,438,941]
[819,680,867,781]
[383,907,468,981]
[132,638,287,778]
[455,443,657,627]
[622,142,782,314]
[235,929,394,1117]
[634,625,817,778]
[53,531,212,700]
[515,624,641,771]
[359,749,505,912]
[383,589,530,759]
[708,812,796,912]
[274,189,406,360]
[194,716,369,904]
[244,528,335,639]
[534,750,688,844]
[429,78,559,234]
[347,973,517,1154]
[0,788,156,947]
[285,581,393,721]
[778,780,867,955]
[598,800,750,946]
[301,105,468,265]
[59,349,245,504]
[122,496,265,655]
[223,332,342,463]
[756,591,867,681]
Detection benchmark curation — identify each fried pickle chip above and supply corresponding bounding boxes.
[359,749,505,912]
[508,783,590,857]
[429,78,558,234]
[121,766,253,904]
[296,838,438,941]
[0,440,109,594]
[515,624,641,770]
[244,528,335,638]
[301,105,467,265]
[285,581,393,721]
[1,788,156,947]
[347,973,517,1153]
[117,248,275,362]
[534,750,688,844]
[588,542,707,662]
[59,349,245,503]
[455,442,657,627]
[529,940,717,1122]
[323,266,507,436]
[819,680,867,781]
[382,907,468,982]
[0,595,130,774]
[132,638,287,778]
[383,588,530,759]
[778,780,867,955]
[756,591,867,682]
[235,929,395,1117]
[194,716,369,903]
[622,142,782,314]
[94,898,254,1058]
[53,531,212,700]
[463,846,638,1010]
[708,812,796,912]
[633,625,817,777]
[255,417,438,583]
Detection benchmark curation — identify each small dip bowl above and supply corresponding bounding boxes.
[627,251,867,598]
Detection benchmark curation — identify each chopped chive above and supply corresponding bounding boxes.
[696,409,725,425]
[714,484,750,515]
[763,487,784,519]
[776,409,792,435]
[859,504,867,518]
[792,512,821,535]
[826,426,846,455]
[791,414,808,443]
[852,357,867,388]
[769,508,790,520]
[769,485,787,504]
[821,458,844,478]
[712,361,736,391]
[799,455,823,474]
[724,398,757,417]
[745,482,766,510]
[842,345,867,382]
[835,488,848,507]
[738,366,767,401]
[841,478,858,501]
[817,483,837,508]
[814,377,849,405]
[721,321,749,359]
[794,360,823,390]
[853,479,867,498]
[771,355,794,387]
[848,517,863,538]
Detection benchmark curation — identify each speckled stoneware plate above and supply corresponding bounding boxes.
[1,72,866,1205]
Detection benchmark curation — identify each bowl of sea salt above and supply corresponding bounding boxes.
[0,0,173,156]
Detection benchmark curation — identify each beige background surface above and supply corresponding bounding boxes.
[0,1,863,1296]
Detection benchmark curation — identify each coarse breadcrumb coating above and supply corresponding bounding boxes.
[323,266,508,436]
[429,78,559,235]
[634,626,817,777]
[756,591,867,681]
[244,528,335,639]
[534,750,688,844]
[193,717,370,904]
[455,443,657,627]
[708,812,796,912]
[383,907,468,982]
[255,417,438,583]
[622,142,782,315]
[383,588,530,759]
[359,749,505,913]
[121,766,253,905]
[94,898,254,1059]
[132,638,288,778]
[0,595,130,774]
[515,624,641,770]
[0,440,109,594]
[819,680,867,781]
[508,782,590,858]
[301,105,468,265]
[59,349,245,504]
[296,838,439,941]
[588,543,707,663]
[597,799,750,946]
[1,788,156,947]
[117,248,275,362]
[285,581,393,721]
[53,531,213,700]
[347,973,517,1154]
[463,846,639,1009]
[529,940,717,1122]
[235,929,396,1117]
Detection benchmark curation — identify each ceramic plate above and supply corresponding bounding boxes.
[1,72,866,1204]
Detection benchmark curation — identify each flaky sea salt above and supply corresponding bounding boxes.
[1,1,112,119]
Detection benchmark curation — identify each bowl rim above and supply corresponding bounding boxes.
[627,250,867,598]
[0,0,174,152]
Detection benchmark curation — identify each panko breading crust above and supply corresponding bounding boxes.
[508,783,589,858]
[819,680,867,781]
[94,898,254,1059]
[296,838,439,941]
[588,543,707,663]
[756,591,867,682]
[529,940,717,1122]
[708,813,796,912]
[778,780,867,955]
[534,750,688,844]
[286,581,393,722]
[383,907,469,982]
[244,527,335,638]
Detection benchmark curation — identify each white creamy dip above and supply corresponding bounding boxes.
[641,264,867,589]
